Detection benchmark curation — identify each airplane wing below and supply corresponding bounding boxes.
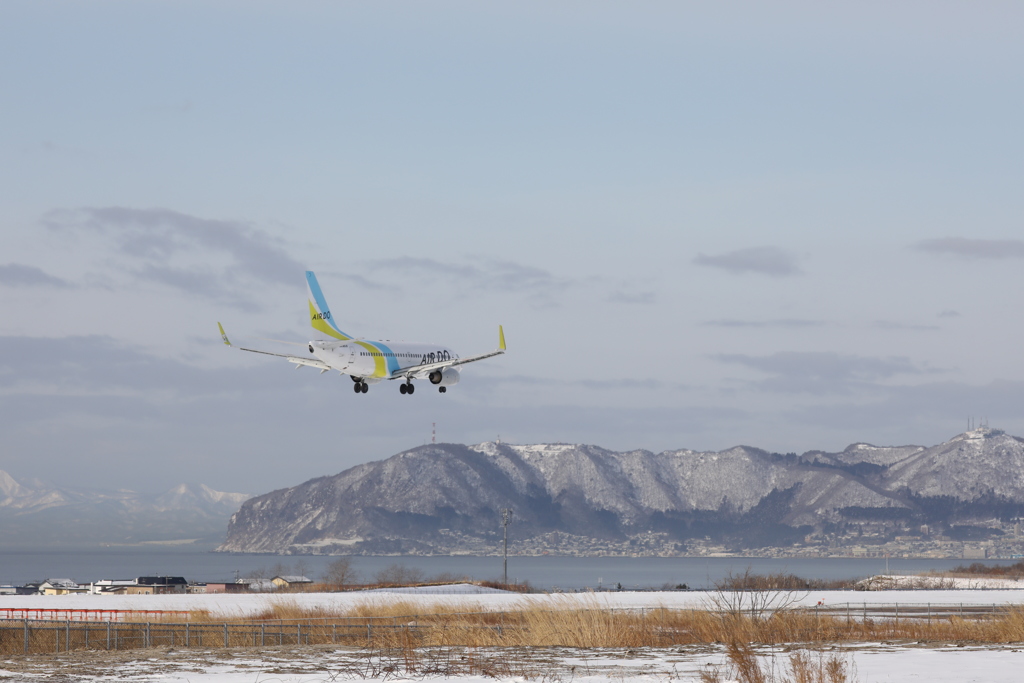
[218,323,333,373]
[393,326,506,379]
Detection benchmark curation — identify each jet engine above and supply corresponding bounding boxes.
[428,367,460,387]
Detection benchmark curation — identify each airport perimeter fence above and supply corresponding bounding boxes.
[0,603,1016,656]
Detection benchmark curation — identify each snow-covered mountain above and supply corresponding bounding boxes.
[219,428,1024,554]
[0,473,250,547]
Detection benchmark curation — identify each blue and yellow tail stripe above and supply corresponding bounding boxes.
[306,271,352,340]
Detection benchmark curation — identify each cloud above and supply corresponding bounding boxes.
[606,290,656,304]
[42,207,306,303]
[367,256,572,304]
[475,372,687,392]
[792,379,1024,434]
[0,335,246,398]
[0,263,72,288]
[912,237,1024,260]
[703,319,826,329]
[0,334,745,494]
[693,246,802,277]
[938,310,961,318]
[873,320,940,331]
[715,351,926,395]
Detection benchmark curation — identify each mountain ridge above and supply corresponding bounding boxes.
[0,472,251,547]
[220,428,1024,555]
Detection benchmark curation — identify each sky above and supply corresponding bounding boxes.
[2,1,1023,496]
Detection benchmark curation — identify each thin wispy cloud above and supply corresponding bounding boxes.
[715,351,927,395]
[693,246,802,277]
[873,320,941,332]
[43,207,305,305]
[366,256,572,308]
[913,237,1024,260]
[793,379,1024,433]
[0,263,72,289]
[703,319,826,329]
[606,290,656,304]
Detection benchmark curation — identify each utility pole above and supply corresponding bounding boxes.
[501,508,513,586]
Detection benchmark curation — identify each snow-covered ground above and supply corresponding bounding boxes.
[3,589,1024,681]
[1,643,1022,682]
[3,586,1024,618]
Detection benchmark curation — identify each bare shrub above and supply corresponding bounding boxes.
[374,563,425,586]
[951,560,1024,578]
[716,569,856,591]
[705,569,806,621]
[322,557,358,589]
[428,571,471,584]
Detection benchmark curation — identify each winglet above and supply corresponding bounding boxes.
[498,325,506,351]
[218,322,232,346]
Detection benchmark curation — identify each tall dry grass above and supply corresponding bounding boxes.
[120,595,1024,648]
[700,645,852,683]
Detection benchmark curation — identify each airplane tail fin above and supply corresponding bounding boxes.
[306,271,352,340]
[218,322,232,346]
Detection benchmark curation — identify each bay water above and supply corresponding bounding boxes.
[0,547,1012,590]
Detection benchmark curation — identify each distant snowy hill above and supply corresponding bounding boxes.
[219,428,1024,555]
[0,473,250,548]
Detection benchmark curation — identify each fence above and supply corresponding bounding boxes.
[0,608,191,622]
[0,603,1015,657]
[0,619,424,655]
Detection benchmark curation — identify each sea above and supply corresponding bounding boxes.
[0,546,1014,590]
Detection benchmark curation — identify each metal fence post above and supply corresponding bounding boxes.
[23,620,29,654]
[186,621,190,647]
[106,621,111,650]
[145,622,151,649]
[224,623,229,648]
[261,622,265,647]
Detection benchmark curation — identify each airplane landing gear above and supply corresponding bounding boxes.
[353,380,368,393]
[400,382,415,395]
[439,387,447,393]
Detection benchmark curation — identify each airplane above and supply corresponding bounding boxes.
[218,271,506,395]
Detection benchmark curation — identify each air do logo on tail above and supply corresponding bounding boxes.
[306,271,352,340]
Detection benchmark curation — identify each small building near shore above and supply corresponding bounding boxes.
[39,579,87,596]
[272,575,314,589]
[92,577,188,595]
[204,582,252,594]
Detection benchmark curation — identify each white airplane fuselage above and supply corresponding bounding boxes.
[310,339,458,383]
[218,270,503,395]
